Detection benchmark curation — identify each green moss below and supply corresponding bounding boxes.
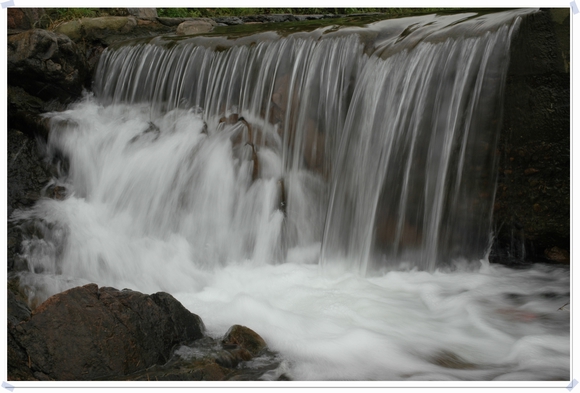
[53,8,100,20]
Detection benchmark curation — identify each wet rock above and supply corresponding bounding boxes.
[44,184,67,200]
[205,324,270,369]
[244,143,260,182]
[128,121,161,144]
[492,9,569,264]
[431,350,477,369]
[55,16,172,48]
[8,284,205,380]
[213,16,245,26]
[242,15,296,24]
[8,127,53,272]
[8,279,32,326]
[8,326,37,381]
[222,325,267,357]
[176,19,216,36]
[374,213,423,255]
[524,167,540,175]
[544,246,569,264]
[277,179,287,215]
[156,17,191,27]
[302,118,326,174]
[118,326,279,381]
[215,347,253,368]
[55,16,137,43]
[8,29,89,103]
[127,8,158,19]
[7,276,37,381]
[220,113,241,125]
[7,86,53,139]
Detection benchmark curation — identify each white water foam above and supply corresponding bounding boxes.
[11,98,569,381]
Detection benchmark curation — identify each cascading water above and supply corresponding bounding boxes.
[11,9,569,381]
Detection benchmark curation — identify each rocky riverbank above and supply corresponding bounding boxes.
[8,280,285,380]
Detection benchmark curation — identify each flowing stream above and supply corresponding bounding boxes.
[11,9,570,381]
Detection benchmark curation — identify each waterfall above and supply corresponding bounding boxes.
[91,10,521,274]
[11,9,569,381]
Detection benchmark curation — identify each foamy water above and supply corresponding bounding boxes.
[11,99,570,381]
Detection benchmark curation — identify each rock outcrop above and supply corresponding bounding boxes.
[8,29,89,102]
[7,282,283,381]
[7,28,89,143]
[491,8,570,265]
[8,284,205,380]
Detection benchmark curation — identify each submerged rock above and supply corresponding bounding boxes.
[120,326,283,381]
[431,350,477,370]
[8,284,205,380]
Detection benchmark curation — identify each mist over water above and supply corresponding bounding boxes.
[10,9,569,381]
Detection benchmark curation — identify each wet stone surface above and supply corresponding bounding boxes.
[111,332,289,381]
[119,337,290,381]
[8,129,53,272]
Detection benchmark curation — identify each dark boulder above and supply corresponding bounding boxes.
[7,127,54,273]
[8,284,205,380]
[8,29,90,103]
[7,86,57,139]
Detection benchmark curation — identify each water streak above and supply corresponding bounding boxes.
[92,12,523,273]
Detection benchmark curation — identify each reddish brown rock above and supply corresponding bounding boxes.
[8,9,28,30]
[222,324,267,357]
[7,8,48,31]
[8,284,205,380]
[544,246,570,264]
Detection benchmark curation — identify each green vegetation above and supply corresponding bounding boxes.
[155,8,464,19]
[45,8,459,27]
[156,8,408,18]
[52,8,100,19]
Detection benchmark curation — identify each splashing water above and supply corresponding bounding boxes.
[10,9,569,381]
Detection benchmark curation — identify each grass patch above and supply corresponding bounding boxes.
[43,8,462,29]
[156,8,439,18]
